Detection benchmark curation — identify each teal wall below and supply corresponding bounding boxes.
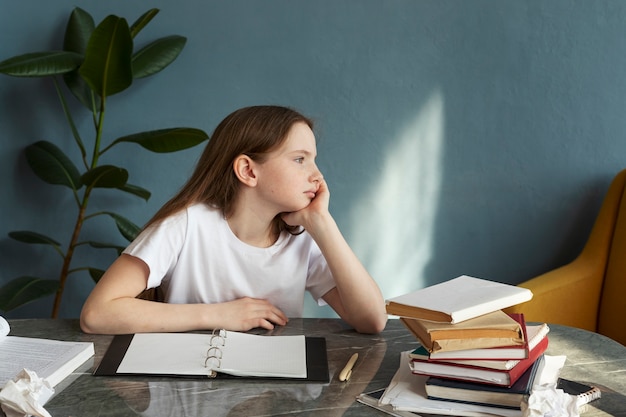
[1,1,626,319]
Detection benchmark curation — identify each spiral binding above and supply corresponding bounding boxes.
[557,378,602,408]
[204,329,227,377]
[575,386,601,406]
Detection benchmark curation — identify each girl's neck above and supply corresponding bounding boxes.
[226,210,279,248]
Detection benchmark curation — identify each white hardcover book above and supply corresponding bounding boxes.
[386,275,533,323]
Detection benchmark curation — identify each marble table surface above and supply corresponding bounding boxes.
[3,318,625,417]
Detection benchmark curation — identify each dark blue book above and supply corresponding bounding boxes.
[424,356,544,410]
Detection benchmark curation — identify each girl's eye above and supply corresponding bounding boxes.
[295,157,304,164]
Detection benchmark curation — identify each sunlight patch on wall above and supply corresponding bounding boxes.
[348,91,444,298]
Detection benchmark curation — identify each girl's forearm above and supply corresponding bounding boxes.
[308,214,387,333]
[80,298,217,334]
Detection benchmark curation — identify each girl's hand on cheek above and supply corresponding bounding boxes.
[282,180,330,230]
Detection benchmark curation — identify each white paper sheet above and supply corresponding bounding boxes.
[117,331,307,378]
[380,351,522,417]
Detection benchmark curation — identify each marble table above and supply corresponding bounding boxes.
[4,318,625,417]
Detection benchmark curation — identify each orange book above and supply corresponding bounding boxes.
[423,322,549,362]
[401,310,524,353]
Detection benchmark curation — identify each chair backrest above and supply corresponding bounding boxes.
[505,169,626,343]
[597,171,626,345]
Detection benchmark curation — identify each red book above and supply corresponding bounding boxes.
[409,334,549,388]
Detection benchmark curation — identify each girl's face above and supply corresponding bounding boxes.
[254,122,323,214]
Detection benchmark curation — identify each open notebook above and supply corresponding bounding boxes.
[94,329,329,382]
[1,316,94,389]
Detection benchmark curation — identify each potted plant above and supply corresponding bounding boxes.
[0,7,209,317]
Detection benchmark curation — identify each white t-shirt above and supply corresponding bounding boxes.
[124,203,336,317]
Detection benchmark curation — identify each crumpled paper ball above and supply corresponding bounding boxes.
[521,383,580,417]
[0,369,54,417]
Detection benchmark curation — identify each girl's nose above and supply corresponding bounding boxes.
[311,167,323,183]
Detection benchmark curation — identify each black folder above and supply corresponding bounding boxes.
[94,334,329,383]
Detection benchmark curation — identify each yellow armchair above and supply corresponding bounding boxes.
[505,169,626,346]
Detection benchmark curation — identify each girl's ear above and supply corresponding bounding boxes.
[233,155,258,186]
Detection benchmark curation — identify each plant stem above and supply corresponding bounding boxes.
[52,88,105,316]
[53,77,88,169]
[91,97,106,169]
[51,190,91,318]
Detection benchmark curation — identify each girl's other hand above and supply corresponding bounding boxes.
[214,297,289,331]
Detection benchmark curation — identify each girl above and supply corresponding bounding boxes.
[80,105,387,335]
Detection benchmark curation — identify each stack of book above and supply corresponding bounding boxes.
[409,317,550,410]
[386,275,549,412]
[357,352,601,417]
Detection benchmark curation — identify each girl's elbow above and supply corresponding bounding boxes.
[372,314,388,334]
[79,306,101,334]
[355,314,387,334]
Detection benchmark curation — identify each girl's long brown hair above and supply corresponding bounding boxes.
[144,105,313,234]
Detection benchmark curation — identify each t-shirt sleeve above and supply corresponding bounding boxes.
[305,242,336,305]
[123,210,188,290]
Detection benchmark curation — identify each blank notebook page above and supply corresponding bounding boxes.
[219,331,306,378]
[116,332,307,378]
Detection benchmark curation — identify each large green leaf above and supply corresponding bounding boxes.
[0,276,59,312]
[79,15,133,97]
[132,35,186,79]
[25,141,82,189]
[130,9,159,38]
[119,183,151,201]
[87,241,125,251]
[63,7,95,53]
[81,167,150,199]
[63,7,98,111]
[109,128,209,153]
[102,212,141,241]
[9,231,61,247]
[0,51,82,77]
[81,165,128,189]
[87,241,126,257]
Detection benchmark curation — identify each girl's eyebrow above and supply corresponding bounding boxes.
[287,149,316,156]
